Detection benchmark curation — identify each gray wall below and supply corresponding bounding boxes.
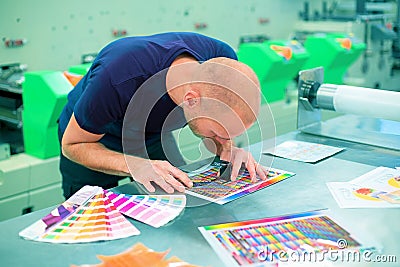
[0,0,329,71]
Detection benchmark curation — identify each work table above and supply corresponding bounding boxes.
[1,131,399,267]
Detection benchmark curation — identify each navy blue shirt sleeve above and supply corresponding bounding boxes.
[73,62,137,134]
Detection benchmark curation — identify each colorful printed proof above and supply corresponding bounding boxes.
[186,162,295,204]
[198,210,366,267]
[105,191,186,228]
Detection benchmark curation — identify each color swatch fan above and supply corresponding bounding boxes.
[105,191,186,228]
[19,186,140,243]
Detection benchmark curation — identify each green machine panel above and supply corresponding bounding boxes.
[238,40,309,103]
[68,63,92,75]
[302,33,366,84]
[22,71,73,159]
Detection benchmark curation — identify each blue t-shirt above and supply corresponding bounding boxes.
[58,32,237,155]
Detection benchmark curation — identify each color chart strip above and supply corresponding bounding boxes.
[216,172,294,204]
[202,210,326,230]
[105,191,186,228]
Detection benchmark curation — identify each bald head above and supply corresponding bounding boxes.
[166,55,261,140]
[192,57,261,126]
[200,57,260,87]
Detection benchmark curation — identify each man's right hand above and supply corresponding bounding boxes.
[127,158,193,193]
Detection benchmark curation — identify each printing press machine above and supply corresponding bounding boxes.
[0,65,71,221]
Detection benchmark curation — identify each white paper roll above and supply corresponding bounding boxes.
[331,85,400,121]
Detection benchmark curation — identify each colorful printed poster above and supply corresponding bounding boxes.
[327,167,400,208]
[198,210,368,267]
[263,140,344,163]
[185,162,295,205]
[19,186,140,243]
[105,191,186,228]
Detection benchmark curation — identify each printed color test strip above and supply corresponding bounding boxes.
[199,210,365,267]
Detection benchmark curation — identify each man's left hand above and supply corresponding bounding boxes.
[219,146,269,182]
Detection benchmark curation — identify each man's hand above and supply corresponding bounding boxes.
[219,146,269,182]
[127,158,193,193]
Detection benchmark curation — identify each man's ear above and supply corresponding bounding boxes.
[183,89,201,108]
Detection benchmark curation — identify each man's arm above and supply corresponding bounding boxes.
[61,113,192,193]
[62,113,131,176]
